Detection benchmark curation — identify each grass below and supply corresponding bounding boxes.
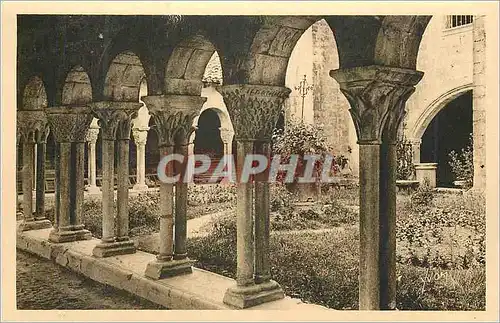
[187,186,486,310]
[41,182,485,310]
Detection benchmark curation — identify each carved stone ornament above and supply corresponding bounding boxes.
[88,101,142,140]
[216,84,291,141]
[141,95,206,147]
[85,127,100,143]
[132,127,149,146]
[17,110,49,144]
[330,65,423,144]
[45,106,94,143]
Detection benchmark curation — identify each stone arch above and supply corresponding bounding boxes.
[164,34,218,95]
[194,108,224,158]
[195,106,231,131]
[284,18,359,175]
[410,84,474,140]
[246,16,322,85]
[244,15,431,86]
[61,65,93,105]
[374,16,432,69]
[21,76,48,110]
[103,51,146,101]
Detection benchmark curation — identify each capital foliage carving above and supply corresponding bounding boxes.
[330,65,423,144]
[85,127,100,143]
[45,106,94,143]
[132,128,149,146]
[217,84,291,141]
[17,110,49,144]
[89,101,142,140]
[142,95,206,147]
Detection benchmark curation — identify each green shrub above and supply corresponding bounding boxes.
[188,184,236,205]
[396,138,415,180]
[270,184,294,212]
[410,178,434,207]
[271,118,338,183]
[397,191,485,269]
[449,133,474,189]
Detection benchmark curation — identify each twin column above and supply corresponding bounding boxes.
[331,65,423,310]
[89,101,141,257]
[217,84,291,309]
[45,106,95,242]
[142,95,206,279]
[17,110,52,232]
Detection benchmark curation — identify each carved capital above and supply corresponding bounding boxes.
[45,106,94,143]
[132,127,149,146]
[141,95,206,147]
[330,65,423,144]
[219,128,235,144]
[89,101,142,140]
[17,110,49,144]
[85,127,100,143]
[217,84,291,141]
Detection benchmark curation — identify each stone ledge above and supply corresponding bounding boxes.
[16,224,331,311]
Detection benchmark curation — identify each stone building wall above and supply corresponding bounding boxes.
[285,19,359,176]
[405,16,474,144]
[472,15,486,190]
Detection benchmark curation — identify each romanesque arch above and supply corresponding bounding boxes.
[410,84,474,140]
[21,76,48,111]
[103,51,147,102]
[164,34,217,95]
[419,89,473,187]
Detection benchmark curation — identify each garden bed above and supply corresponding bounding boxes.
[187,186,485,310]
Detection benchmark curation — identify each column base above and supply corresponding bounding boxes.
[48,226,92,243]
[223,280,285,309]
[132,184,149,191]
[18,219,52,232]
[92,239,136,258]
[86,185,101,194]
[144,258,194,280]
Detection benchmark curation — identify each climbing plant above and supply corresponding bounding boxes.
[396,133,415,180]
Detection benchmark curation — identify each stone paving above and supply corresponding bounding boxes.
[16,250,166,310]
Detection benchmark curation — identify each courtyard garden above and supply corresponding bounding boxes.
[41,181,485,311]
[39,119,486,311]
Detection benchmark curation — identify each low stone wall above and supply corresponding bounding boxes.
[16,226,330,311]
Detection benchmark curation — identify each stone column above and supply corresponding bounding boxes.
[85,121,101,194]
[187,128,196,156]
[331,66,423,310]
[472,15,486,191]
[218,84,291,309]
[34,127,50,221]
[254,140,271,284]
[174,132,191,261]
[17,110,52,231]
[116,114,136,243]
[220,128,235,156]
[90,101,141,257]
[132,127,149,191]
[45,106,94,242]
[142,95,206,279]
